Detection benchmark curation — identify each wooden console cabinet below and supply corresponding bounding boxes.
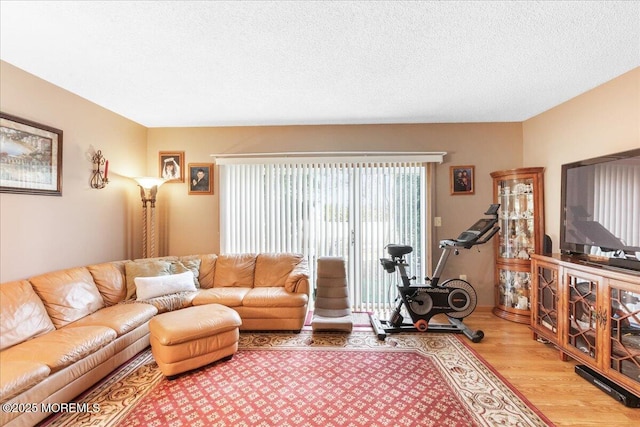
[531,254,640,396]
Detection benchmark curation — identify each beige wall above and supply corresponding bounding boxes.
[0,61,148,281]
[3,59,636,308]
[148,123,522,306]
[523,67,640,252]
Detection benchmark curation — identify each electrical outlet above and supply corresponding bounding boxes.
[459,274,467,281]
[434,217,442,227]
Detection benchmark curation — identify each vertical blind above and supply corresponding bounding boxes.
[219,160,430,312]
[592,162,640,255]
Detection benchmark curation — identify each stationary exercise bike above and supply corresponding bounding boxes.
[369,204,500,343]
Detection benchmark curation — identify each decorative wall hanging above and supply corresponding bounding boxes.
[188,163,214,195]
[159,151,184,183]
[0,112,63,196]
[450,165,475,195]
[90,149,109,189]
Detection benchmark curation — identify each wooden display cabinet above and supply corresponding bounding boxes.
[491,167,545,323]
[531,254,640,396]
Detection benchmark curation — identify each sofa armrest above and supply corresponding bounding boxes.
[284,258,310,295]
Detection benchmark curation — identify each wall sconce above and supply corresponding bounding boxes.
[133,177,166,258]
[90,150,109,189]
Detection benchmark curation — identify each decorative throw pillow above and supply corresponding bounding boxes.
[134,271,197,301]
[172,258,202,287]
[124,260,173,300]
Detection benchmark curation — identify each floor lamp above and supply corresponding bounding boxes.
[134,177,166,258]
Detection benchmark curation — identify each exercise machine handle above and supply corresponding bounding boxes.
[475,226,500,245]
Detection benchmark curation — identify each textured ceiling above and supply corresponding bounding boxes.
[1,1,639,127]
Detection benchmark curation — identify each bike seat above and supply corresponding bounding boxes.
[387,244,413,257]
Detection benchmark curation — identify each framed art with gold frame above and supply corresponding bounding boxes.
[188,163,214,195]
[159,151,184,183]
[450,165,475,195]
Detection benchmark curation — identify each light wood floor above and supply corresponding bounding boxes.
[460,308,639,426]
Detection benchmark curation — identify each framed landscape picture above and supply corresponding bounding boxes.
[159,151,184,182]
[450,165,475,195]
[0,112,63,196]
[188,163,214,195]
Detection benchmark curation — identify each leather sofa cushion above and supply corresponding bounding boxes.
[65,303,157,336]
[87,260,127,306]
[233,306,307,330]
[285,258,310,293]
[214,254,257,287]
[149,304,242,346]
[0,360,50,403]
[0,280,55,351]
[28,267,105,329]
[254,253,303,288]
[192,287,250,307]
[242,287,309,308]
[195,254,218,289]
[0,326,116,373]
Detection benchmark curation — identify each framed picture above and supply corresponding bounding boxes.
[0,112,63,196]
[450,165,475,195]
[188,163,214,195]
[159,151,184,182]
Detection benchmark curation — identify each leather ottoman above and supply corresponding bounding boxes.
[149,304,242,377]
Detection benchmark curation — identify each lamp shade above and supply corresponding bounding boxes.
[133,176,166,189]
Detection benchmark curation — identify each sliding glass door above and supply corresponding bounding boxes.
[220,160,429,312]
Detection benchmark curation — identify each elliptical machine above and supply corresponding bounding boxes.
[369,204,500,343]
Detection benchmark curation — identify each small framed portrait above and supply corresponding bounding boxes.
[159,151,184,183]
[450,165,475,195]
[188,163,214,195]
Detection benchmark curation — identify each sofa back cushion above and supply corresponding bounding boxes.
[28,267,105,329]
[213,254,257,287]
[0,280,56,350]
[254,253,304,287]
[87,260,128,306]
[194,254,217,289]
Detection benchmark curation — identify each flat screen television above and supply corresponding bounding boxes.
[560,148,640,272]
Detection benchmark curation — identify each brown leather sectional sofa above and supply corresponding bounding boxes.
[0,253,309,427]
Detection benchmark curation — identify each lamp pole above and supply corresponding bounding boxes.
[139,185,149,258]
[134,178,165,259]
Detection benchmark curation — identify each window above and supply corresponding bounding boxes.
[218,154,442,312]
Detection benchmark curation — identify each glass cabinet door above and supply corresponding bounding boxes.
[608,283,640,387]
[565,270,599,363]
[533,261,559,338]
[497,178,536,260]
[497,267,531,310]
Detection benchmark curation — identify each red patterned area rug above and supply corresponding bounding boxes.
[40,332,554,427]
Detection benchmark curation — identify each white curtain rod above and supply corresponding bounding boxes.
[211,151,447,165]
